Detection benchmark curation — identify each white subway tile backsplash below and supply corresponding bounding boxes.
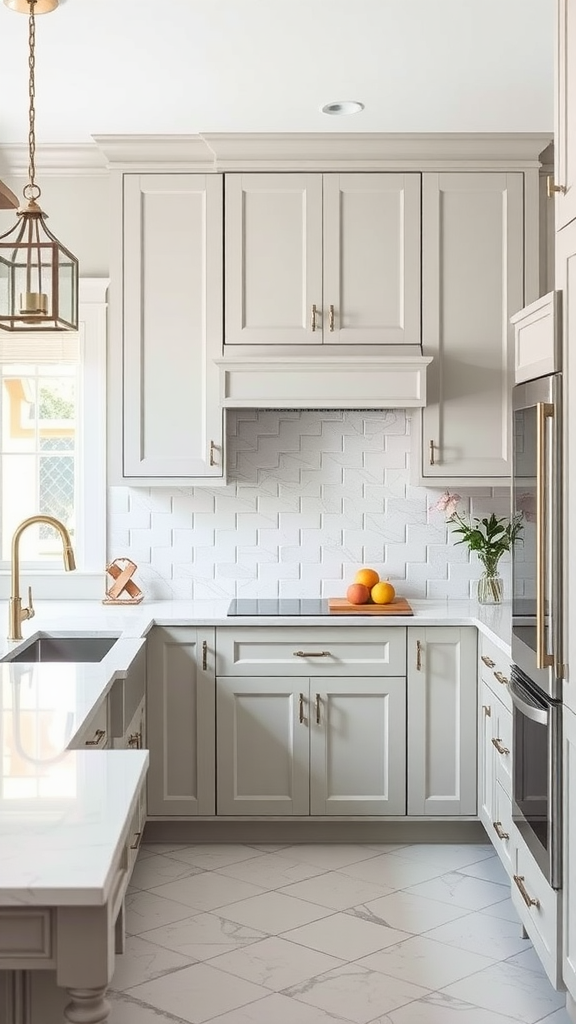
[108,410,512,600]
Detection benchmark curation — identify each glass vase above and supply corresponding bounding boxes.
[477,572,504,605]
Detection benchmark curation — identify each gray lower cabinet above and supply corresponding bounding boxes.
[407,627,478,815]
[146,625,215,816]
[216,675,406,816]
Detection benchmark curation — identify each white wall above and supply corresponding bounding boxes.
[108,409,512,601]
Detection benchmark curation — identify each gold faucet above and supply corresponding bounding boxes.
[8,515,76,641]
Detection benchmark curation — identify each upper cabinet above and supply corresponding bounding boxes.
[555,0,576,231]
[224,172,421,346]
[114,173,225,484]
[418,172,525,484]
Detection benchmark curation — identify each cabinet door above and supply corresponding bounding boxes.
[421,172,524,482]
[217,677,309,815]
[123,173,224,479]
[146,626,215,816]
[478,681,496,834]
[323,173,421,345]
[563,705,576,1001]
[408,627,477,815]
[555,0,576,231]
[310,677,406,815]
[225,173,323,345]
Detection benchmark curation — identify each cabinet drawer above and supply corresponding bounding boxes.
[479,635,512,712]
[492,781,516,877]
[216,627,406,676]
[493,700,513,798]
[512,842,562,988]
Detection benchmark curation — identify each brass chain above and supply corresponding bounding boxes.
[24,0,41,202]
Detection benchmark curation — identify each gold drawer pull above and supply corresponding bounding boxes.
[514,874,540,909]
[493,821,509,841]
[130,831,143,851]
[85,728,106,747]
[209,440,219,466]
[493,671,509,686]
[429,440,436,465]
[293,650,331,658]
[416,639,423,670]
[311,304,318,331]
[491,737,510,755]
[483,704,491,717]
[481,654,496,668]
[328,304,335,331]
[128,732,142,749]
[299,693,305,724]
[315,693,321,724]
[547,176,566,198]
[202,639,208,670]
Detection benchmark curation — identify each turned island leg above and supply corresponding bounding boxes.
[64,987,110,1023]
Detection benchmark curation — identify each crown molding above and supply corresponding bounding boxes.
[92,134,214,170]
[0,144,107,176]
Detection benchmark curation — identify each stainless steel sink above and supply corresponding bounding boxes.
[1,632,121,664]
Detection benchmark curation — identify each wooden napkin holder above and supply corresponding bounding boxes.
[103,557,144,605]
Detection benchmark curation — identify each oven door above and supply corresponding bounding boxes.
[510,667,561,889]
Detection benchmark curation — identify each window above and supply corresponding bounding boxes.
[0,280,107,583]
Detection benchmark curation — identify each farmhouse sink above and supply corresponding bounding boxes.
[1,632,121,664]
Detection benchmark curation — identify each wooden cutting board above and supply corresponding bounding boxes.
[328,597,413,615]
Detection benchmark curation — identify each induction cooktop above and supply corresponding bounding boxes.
[227,599,330,616]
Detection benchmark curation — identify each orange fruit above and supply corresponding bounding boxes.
[371,581,396,605]
[354,567,380,589]
[347,583,371,605]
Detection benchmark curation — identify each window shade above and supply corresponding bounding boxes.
[0,328,81,363]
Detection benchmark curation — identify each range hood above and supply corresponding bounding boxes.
[216,350,432,409]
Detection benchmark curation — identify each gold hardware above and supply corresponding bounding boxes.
[493,671,509,686]
[513,874,540,909]
[493,821,510,841]
[293,651,331,658]
[491,737,510,755]
[429,440,435,466]
[202,639,208,670]
[209,440,218,467]
[481,655,496,668]
[315,693,321,724]
[8,515,75,640]
[129,831,143,851]
[128,732,142,749]
[482,704,492,716]
[311,304,318,331]
[299,692,305,724]
[536,403,555,669]
[547,176,566,199]
[416,639,423,671]
[85,728,106,747]
[329,304,335,331]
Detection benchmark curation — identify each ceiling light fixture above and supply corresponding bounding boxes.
[321,100,365,116]
[0,0,78,331]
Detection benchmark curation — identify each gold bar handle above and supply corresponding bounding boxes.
[493,821,509,841]
[536,402,555,670]
[202,639,208,671]
[293,651,331,658]
[130,831,143,851]
[429,440,436,466]
[481,655,495,668]
[311,304,318,332]
[85,728,106,747]
[128,732,142,749]
[209,440,218,467]
[416,639,423,671]
[315,693,321,724]
[547,175,566,198]
[513,874,540,909]
[482,704,491,716]
[493,671,509,686]
[491,737,510,755]
[329,304,335,331]
[299,693,305,724]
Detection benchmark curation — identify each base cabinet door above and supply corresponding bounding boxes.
[310,677,406,815]
[217,677,309,815]
[147,626,215,816]
[479,681,496,832]
[407,627,477,815]
[563,705,576,1001]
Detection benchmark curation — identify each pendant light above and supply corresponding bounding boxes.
[0,0,78,331]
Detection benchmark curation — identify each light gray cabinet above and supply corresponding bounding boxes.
[146,626,215,816]
[564,705,576,1000]
[555,0,576,231]
[477,638,515,874]
[407,627,477,815]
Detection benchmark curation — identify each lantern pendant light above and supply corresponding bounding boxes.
[0,0,78,331]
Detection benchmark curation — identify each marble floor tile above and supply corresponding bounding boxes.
[424,909,531,960]
[164,843,266,870]
[147,871,266,913]
[390,844,495,871]
[203,991,352,1023]
[339,852,451,890]
[358,934,496,989]
[278,869,394,910]
[534,1009,573,1023]
[215,851,327,889]
[126,961,270,1023]
[129,853,205,891]
[351,890,470,934]
[403,871,511,912]
[124,890,201,936]
[480,896,522,924]
[283,910,412,960]
[284,962,431,1024]
[505,945,548,976]
[110,933,195,992]
[439,960,566,1023]
[457,856,509,885]
[209,935,343,991]
[139,911,267,961]
[109,990,187,1024]
[372,991,536,1024]
[214,890,333,933]
[280,844,384,870]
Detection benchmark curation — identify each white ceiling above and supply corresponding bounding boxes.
[0,0,554,145]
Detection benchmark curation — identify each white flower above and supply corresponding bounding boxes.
[430,490,461,516]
